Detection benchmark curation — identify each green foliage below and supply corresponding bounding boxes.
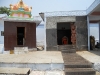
[0,6,10,15]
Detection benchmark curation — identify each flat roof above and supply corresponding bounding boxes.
[3,17,42,26]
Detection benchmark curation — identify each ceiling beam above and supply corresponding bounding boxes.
[91,12,100,15]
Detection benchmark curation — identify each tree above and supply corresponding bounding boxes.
[0,6,10,15]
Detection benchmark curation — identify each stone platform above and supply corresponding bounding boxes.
[0,51,64,71]
[29,71,64,75]
[77,51,100,73]
[0,67,30,75]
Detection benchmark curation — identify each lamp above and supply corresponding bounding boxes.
[39,12,44,21]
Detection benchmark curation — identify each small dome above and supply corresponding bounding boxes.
[10,0,32,12]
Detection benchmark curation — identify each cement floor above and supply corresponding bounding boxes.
[0,51,64,64]
[76,51,100,63]
[29,71,65,75]
[77,51,100,75]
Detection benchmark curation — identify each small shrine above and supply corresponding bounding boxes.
[3,0,41,51]
[9,0,32,18]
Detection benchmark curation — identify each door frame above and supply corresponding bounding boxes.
[16,26,26,46]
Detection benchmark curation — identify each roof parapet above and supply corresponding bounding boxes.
[42,10,87,17]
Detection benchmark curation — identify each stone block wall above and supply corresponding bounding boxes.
[75,16,88,50]
[46,16,88,50]
[46,16,76,50]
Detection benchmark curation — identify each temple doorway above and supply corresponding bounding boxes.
[57,22,76,45]
[57,22,72,45]
[17,27,25,45]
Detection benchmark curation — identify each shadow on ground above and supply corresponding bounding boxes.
[89,49,100,56]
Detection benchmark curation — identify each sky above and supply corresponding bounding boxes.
[0,0,95,16]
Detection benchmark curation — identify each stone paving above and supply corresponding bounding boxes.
[77,51,100,74]
[0,51,64,71]
[62,53,95,75]
[0,51,63,63]
[96,71,100,75]
[29,71,64,75]
[77,51,100,63]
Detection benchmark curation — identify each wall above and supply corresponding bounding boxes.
[0,20,4,53]
[0,20,4,44]
[46,16,76,50]
[4,21,36,50]
[75,16,88,50]
[46,16,88,50]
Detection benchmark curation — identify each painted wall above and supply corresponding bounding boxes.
[0,20,4,53]
[0,20,4,44]
[4,21,36,50]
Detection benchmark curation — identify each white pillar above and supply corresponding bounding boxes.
[99,22,100,43]
[87,16,90,51]
[44,15,46,51]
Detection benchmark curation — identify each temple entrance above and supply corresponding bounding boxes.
[57,22,76,45]
[57,22,72,45]
[17,27,25,45]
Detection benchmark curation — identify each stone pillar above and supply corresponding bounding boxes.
[75,16,88,50]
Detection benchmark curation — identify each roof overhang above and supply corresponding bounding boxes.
[89,15,100,23]
[87,0,100,15]
[2,17,42,26]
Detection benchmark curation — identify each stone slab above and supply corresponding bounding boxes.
[77,51,100,72]
[29,71,65,75]
[45,71,64,75]
[0,51,64,71]
[96,71,100,75]
[0,51,63,63]
[30,71,45,75]
[77,51,100,63]
[0,67,30,74]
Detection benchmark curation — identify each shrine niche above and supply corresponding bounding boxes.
[9,0,32,18]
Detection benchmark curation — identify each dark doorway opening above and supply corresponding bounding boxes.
[17,27,25,45]
[57,22,72,45]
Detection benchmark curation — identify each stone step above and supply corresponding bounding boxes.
[58,45,76,51]
[62,53,88,60]
[58,45,76,48]
[62,49,76,53]
[65,68,96,75]
[0,67,31,75]
[64,62,92,68]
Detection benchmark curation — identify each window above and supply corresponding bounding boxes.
[1,31,4,36]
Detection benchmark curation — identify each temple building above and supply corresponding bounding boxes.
[0,0,100,52]
[39,0,100,51]
[45,16,87,51]
[2,0,41,51]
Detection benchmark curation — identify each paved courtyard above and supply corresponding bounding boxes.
[77,50,100,75]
